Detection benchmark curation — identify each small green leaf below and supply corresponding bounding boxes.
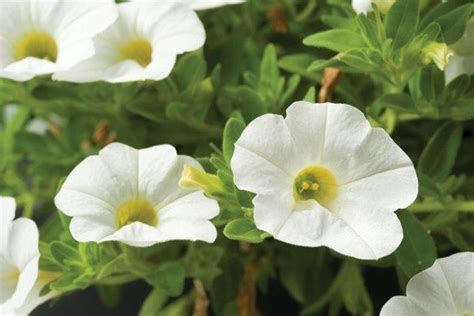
[97,285,123,308]
[303,29,366,53]
[385,0,420,49]
[374,93,417,113]
[395,210,437,281]
[418,122,463,182]
[49,241,81,267]
[145,262,185,297]
[222,118,246,164]
[339,262,373,316]
[139,287,169,316]
[434,4,473,44]
[223,218,270,243]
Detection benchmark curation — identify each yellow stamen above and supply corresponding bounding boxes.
[14,31,58,61]
[116,198,157,228]
[293,165,338,207]
[119,38,152,67]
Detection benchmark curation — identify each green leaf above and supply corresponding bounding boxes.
[395,210,437,281]
[384,0,420,49]
[374,93,416,113]
[339,262,374,316]
[433,4,473,44]
[223,218,270,243]
[356,14,382,48]
[277,54,321,82]
[418,122,463,182]
[139,287,169,316]
[303,87,316,102]
[145,262,185,297]
[49,241,81,267]
[222,117,246,164]
[97,285,123,308]
[303,29,366,53]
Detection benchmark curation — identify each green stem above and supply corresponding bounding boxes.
[98,274,139,285]
[408,200,474,213]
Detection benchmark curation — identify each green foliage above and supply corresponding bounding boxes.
[1,0,474,315]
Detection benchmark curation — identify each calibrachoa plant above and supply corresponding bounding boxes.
[0,0,473,315]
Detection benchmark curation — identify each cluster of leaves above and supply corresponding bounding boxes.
[0,0,473,315]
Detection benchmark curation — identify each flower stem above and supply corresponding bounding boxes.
[408,200,474,213]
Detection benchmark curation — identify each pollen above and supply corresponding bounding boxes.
[116,198,157,228]
[293,165,338,207]
[119,38,152,67]
[14,31,58,62]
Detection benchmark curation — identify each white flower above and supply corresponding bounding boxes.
[352,0,394,14]
[445,17,474,84]
[381,252,474,316]
[181,0,244,10]
[133,0,245,10]
[55,143,219,247]
[0,196,43,314]
[54,2,205,83]
[231,102,418,260]
[0,0,118,82]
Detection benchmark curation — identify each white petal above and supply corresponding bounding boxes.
[55,143,139,216]
[252,193,294,237]
[337,132,418,210]
[327,201,403,259]
[285,101,329,165]
[187,0,245,10]
[445,55,474,84]
[137,144,178,204]
[407,252,474,315]
[143,52,177,81]
[7,219,40,269]
[100,222,168,247]
[55,2,204,83]
[380,296,430,316]
[150,4,205,54]
[9,258,39,310]
[69,215,116,243]
[436,252,474,313]
[0,196,16,228]
[352,0,373,14]
[381,252,474,316]
[231,113,302,196]
[159,191,219,221]
[158,218,217,243]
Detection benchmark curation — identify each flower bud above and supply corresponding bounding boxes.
[421,42,454,71]
[373,0,395,14]
[179,165,226,196]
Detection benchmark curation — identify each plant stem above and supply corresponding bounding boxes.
[98,274,139,285]
[408,200,474,213]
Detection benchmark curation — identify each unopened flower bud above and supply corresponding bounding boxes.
[373,0,395,14]
[422,41,454,71]
[179,165,226,196]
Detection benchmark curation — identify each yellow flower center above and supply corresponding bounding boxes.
[116,198,157,228]
[293,165,338,207]
[119,38,152,67]
[14,31,58,62]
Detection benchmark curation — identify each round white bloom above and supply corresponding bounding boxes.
[381,252,474,316]
[352,0,373,14]
[55,143,219,247]
[181,0,244,10]
[0,197,41,314]
[352,0,394,14]
[446,17,474,84]
[231,102,418,260]
[54,2,205,83]
[132,0,245,10]
[0,0,118,82]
